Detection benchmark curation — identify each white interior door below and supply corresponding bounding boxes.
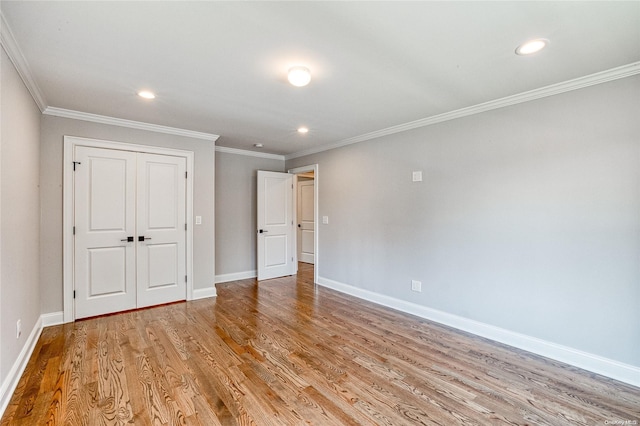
[74,147,187,319]
[297,180,315,264]
[136,153,187,308]
[74,146,137,319]
[257,171,295,280]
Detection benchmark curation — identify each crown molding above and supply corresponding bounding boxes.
[215,145,285,161]
[43,107,219,142]
[286,61,640,160]
[0,12,47,112]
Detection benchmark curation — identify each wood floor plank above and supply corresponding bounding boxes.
[2,263,639,425]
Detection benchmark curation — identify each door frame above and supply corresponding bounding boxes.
[63,136,195,323]
[288,164,319,284]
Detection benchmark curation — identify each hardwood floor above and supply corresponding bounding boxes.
[2,263,639,425]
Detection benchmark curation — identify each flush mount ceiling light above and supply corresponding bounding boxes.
[288,66,311,87]
[137,90,156,99]
[515,38,549,55]
[297,127,309,134]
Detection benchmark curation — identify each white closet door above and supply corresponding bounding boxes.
[136,153,187,308]
[74,146,137,319]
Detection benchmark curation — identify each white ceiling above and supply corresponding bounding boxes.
[2,1,639,156]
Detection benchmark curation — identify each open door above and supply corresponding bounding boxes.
[257,171,295,280]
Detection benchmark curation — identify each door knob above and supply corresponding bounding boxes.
[258,229,268,233]
[138,236,152,241]
[120,236,134,242]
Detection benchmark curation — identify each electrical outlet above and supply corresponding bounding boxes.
[16,319,22,339]
[411,280,422,292]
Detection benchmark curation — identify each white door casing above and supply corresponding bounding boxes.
[136,153,187,308]
[74,146,137,319]
[297,180,315,264]
[63,136,195,323]
[257,171,295,280]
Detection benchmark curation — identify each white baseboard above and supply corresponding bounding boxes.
[0,316,43,417]
[192,286,217,300]
[41,311,64,327]
[215,270,257,283]
[317,276,640,388]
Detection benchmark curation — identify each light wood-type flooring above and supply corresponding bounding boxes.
[2,263,639,425]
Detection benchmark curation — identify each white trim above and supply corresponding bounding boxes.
[316,275,640,388]
[63,136,195,323]
[185,150,195,302]
[286,62,640,160]
[0,317,43,417]
[0,12,47,111]
[41,312,64,327]
[44,107,219,142]
[215,145,285,161]
[215,270,257,283]
[192,286,217,300]
[212,148,216,297]
[288,164,320,285]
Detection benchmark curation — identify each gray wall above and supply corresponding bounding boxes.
[40,116,216,314]
[287,75,640,367]
[215,150,284,277]
[1,47,42,382]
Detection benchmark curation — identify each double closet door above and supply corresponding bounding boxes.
[74,146,187,319]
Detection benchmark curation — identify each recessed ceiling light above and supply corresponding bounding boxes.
[254,143,263,148]
[515,39,549,56]
[288,66,311,87]
[137,90,156,99]
[297,127,309,134]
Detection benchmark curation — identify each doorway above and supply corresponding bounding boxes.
[296,172,315,264]
[256,164,319,284]
[63,136,195,322]
[289,164,319,285]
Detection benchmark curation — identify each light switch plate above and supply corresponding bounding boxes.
[195,216,202,225]
[322,216,329,224]
[412,171,423,182]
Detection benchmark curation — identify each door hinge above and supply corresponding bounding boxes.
[185,223,187,231]
[72,161,81,171]
[185,275,187,283]
[73,290,76,299]
[73,226,76,235]
[185,171,188,179]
